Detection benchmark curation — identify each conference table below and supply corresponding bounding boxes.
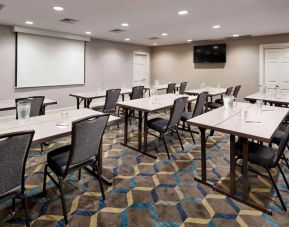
[70,84,180,109]
[70,89,133,109]
[117,94,197,158]
[0,109,119,185]
[244,91,289,107]
[0,98,57,113]
[185,87,227,100]
[187,102,289,214]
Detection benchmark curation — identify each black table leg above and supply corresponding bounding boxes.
[77,98,80,109]
[138,111,142,150]
[230,135,236,195]
[143,112,148,153]
[242,138,249,200]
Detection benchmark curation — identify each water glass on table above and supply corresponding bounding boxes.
[17,100,31,122]
[241,109,248,122]
[256,100,263,112]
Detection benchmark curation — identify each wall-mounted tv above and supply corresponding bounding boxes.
[194,44,226,63]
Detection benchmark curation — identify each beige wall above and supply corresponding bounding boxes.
[151,34,289,100]
[0,25,151,116]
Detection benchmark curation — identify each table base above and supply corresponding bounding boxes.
[194,177,272,215]
[121,143,157,159]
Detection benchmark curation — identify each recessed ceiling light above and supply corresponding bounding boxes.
[212,25,221,29]
[187,39,192,42]
[161,33,168,36]
[233,34,240,37]
[121,23,129,27]
[85,31,92,35]
[178,10,188,15]
[53,6,64,11]
[25,21,33,25]
[153,43,157,46]
[125,38,130,41]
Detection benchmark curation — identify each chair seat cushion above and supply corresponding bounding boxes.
[215,99,223,104]
[208,102,222,109]
[47,145,71,176]
[235,141,277,168]
[271,130,284,146]
[181,112,194,122]
[147,118,168,132]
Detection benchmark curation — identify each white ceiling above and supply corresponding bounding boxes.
[0,0,289,46]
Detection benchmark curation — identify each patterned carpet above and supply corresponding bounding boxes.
[1,113,289,226]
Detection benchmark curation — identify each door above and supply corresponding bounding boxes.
[133,52,150,87]
[264,48,289,90]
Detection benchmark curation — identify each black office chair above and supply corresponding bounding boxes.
[15,96,45,118]
[130,86,144,100]
[271,130,289,169]
[234,125,289,211]
[208,87,233,109]
[127,86,145,123]
[232,85,241,98]
[15,96,45,152]
[179,82,188,94]
[42,114,109,224]
[167,83,176,94]
[147,97,188,159]
[180,92,208,143]
[101,89,121,113]
[0,130,34,227]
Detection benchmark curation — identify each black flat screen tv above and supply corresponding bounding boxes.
[194,44,226,63]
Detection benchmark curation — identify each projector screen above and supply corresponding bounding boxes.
[16,33,85,88]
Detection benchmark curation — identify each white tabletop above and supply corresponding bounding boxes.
[187,102,288,142]
[70,88,132,99]
[0,109,119,143]
[147,84,180,91]
[117,94,197,112]
[244,92,289,105]
[185,87,227,97]
[0,98,57,111]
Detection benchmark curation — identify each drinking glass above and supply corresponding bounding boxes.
[17,100,31,121]
[241,109,248,122]
[256,100,263,111]
[61,111,69,125]
[223,95,233,111]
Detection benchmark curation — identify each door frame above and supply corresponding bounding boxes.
[133,52,151,86]
[259,43,289,86]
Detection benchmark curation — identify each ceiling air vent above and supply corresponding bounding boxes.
[147,37,161,40]
[0,4,4,10]
[59,18,78,24]
[109,29,126,33]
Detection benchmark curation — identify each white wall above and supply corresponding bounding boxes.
[151,34,289,100]
[0,25,151,116]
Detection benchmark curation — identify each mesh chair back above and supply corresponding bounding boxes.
[131,86,144,100]
[15,96,45,119]
[225,87,233,96]
[273,125,289,167]
[0,131,34,195]
[167,83,176,94]
[103,89,121,113]
[193,92,209,117]
[167,97,188,129]
[179,82,187,94]
[233,85,241,98]
[67,114,109,172]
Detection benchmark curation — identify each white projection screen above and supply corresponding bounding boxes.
[16,33,85,88]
